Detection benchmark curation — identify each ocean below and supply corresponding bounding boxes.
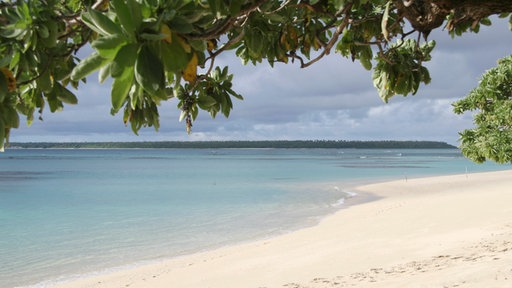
[0,148,506,287]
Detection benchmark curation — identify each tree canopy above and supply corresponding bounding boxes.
[0,0,511,160]
[453,55,512,164]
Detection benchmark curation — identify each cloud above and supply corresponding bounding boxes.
[177,97,472,145]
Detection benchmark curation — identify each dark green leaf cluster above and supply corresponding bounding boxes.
[336,0,393,70]
[373,39,434,102]
[447,12,512,37]
[73,0,232,135]
[453,55,512,163]
[0,1,89,151]
[195,67,243,118]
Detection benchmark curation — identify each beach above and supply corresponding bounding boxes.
[54,170,512,288]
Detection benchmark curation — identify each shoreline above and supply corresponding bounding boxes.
[52,169,512,288]
[38,182,365,288]
[13,178,377,288]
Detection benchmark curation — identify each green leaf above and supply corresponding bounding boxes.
[98,62,112,83]
[135,45,165,96]
[0,56,11,69]
[381,1,391,41]
[332,0,346,11]
[0,73,8,102]
[111,43,139,78]
[46,90,64,112]
[22,29,34,52]
[140,33,167,41]
[179,110,187,122]
[245,28,265,58]
[37,24,49,39]
[82,8,123,36]
[360,57,372,70]
[1,105,19,129]
[480,18,492,26]
[17,2,31,23]
[80,12,106,36]
[191,104,199,120]
[168,16,195,34]
[220,93,232,117]
[129,83,144,110]
[229,0,242,16]
[207,0,219,15]
[197,94,217,109]
[70,52,109,81]
[36,69,54,93]
[264,13,286,23]
[0,25,25,39]
[111,0,140,37]
[0,118,5,152]
[91,34,127,60]
[39,20,58,48]
[189,39,207,52]
[55,83,78,105]
[228,88,243,100]
[130,109,141,134]
[420,66,431,84]
[111,66,134,111]
[158,39,189,72]
[359,46,373,70]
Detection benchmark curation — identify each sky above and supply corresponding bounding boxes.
[10,17,512,145]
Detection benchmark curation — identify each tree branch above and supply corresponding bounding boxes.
[394,0,512,33]
[185,0,268,40]
[300,3,353,68]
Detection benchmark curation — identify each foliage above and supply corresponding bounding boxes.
[453,55,512,164]
[0,0,511,156]
[372,39,434,102]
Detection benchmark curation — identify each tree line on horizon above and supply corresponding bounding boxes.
[9,140,455,149]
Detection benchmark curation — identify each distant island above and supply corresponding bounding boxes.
[10,140,456,149]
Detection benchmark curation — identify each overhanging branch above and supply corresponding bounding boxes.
[300,3,353,68]
[394,0,512,33]
[185,0,268,40]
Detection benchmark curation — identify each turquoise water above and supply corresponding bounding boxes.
[0,148,507,287]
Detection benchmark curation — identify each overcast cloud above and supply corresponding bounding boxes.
[10,17,512,145]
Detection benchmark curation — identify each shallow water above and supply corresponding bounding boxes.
[0,148,506,287]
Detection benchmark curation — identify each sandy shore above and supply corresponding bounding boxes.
[55,170,512,288]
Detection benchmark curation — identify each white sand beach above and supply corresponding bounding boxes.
[55,170,512,288]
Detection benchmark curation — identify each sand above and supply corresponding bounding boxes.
[54,170,512,288]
